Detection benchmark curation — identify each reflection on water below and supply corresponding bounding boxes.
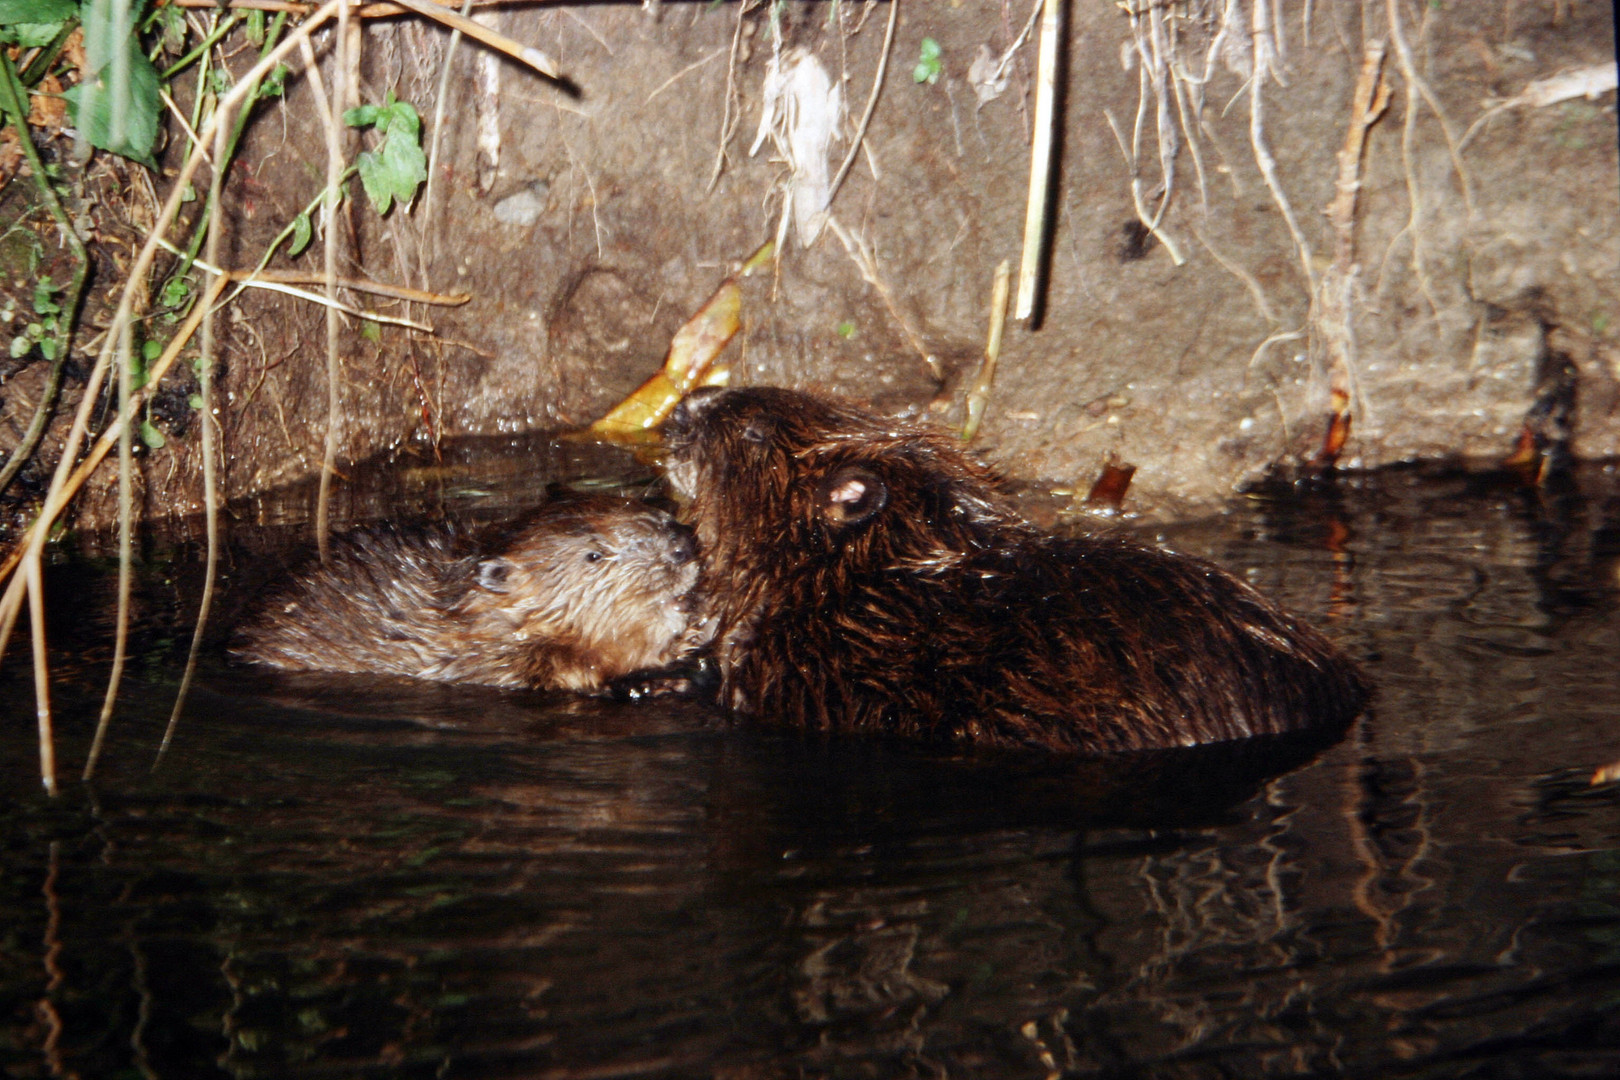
[3,455,1620,1078]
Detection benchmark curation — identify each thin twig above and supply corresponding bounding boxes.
[212,274,442,329]
[158,116,230,764]
[646,45,728,105]
[166,252,470,304]
[0,273,233,592]
[0,51,89,792]
[826,0,898,206]
[962,259,1011,443]
[26,555,53,794]
[158,88,216,167]
[706,0,750,192]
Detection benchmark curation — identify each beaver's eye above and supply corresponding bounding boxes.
[584,550,604,564]
[741,420,769,444]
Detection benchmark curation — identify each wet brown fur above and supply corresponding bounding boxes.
[233,495,708,691]
[663,387,1370,753]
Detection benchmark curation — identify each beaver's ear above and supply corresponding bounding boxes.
[476,558,514,592]
[818,466,888,529]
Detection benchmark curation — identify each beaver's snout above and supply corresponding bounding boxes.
[665,387,732,448]
[664,521,698,566]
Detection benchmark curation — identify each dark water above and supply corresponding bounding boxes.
[4,444,1620,1079]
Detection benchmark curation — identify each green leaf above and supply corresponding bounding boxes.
[38,337,56,359]
[288,210,313,256]
[913,37,942,85]
[836,320,855,339]
[155,1,184,51]
[342,103,381,129]
[259,62,289,99]
[9,335,30,358]
[360,319,381,343]
[160,275,191,308]
[245,7,263,46]
[138,418,165,449]
[32,276,59,315]
[0,0,76,24]
[352,98,426,216]
[65,0,160,167]
[188,392,204,410]
[141,338,161,362]
[2,21,67,48]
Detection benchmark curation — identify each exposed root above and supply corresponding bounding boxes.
[420,0,477,271]
[706,0,756,192]
[826,215,940,381]
[1247,0,1316,295]
[1103,107,1187,266]
[1385,0,1473,218]
[826,0,899,207]
[1194,224,1277,323]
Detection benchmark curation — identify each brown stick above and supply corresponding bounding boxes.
[1326,41,1391,270]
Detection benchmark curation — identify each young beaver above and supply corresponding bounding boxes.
[663,387,1370,753]
[233,495,708,691]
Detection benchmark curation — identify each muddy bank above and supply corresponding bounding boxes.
[2,1,1615,527]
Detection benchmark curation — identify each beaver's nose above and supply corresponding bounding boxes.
[667,386,727,436]
[665,521,699,566]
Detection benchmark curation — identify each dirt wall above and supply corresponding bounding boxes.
[43,1,1620,522]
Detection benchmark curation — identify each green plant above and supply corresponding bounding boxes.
[344,92,428,215]
[913,37,942,85]
[53,0,162,166]
[8,275,63,359]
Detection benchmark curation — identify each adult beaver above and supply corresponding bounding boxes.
[234,495,709,691]
[662,387,1369,753]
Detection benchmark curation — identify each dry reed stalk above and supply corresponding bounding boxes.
[316,0,349,564]
[158,116,230,763]
[1014,0,1062,322]
[383,0,561,82]
[84,317,135,781]
[962,259,1012,443]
